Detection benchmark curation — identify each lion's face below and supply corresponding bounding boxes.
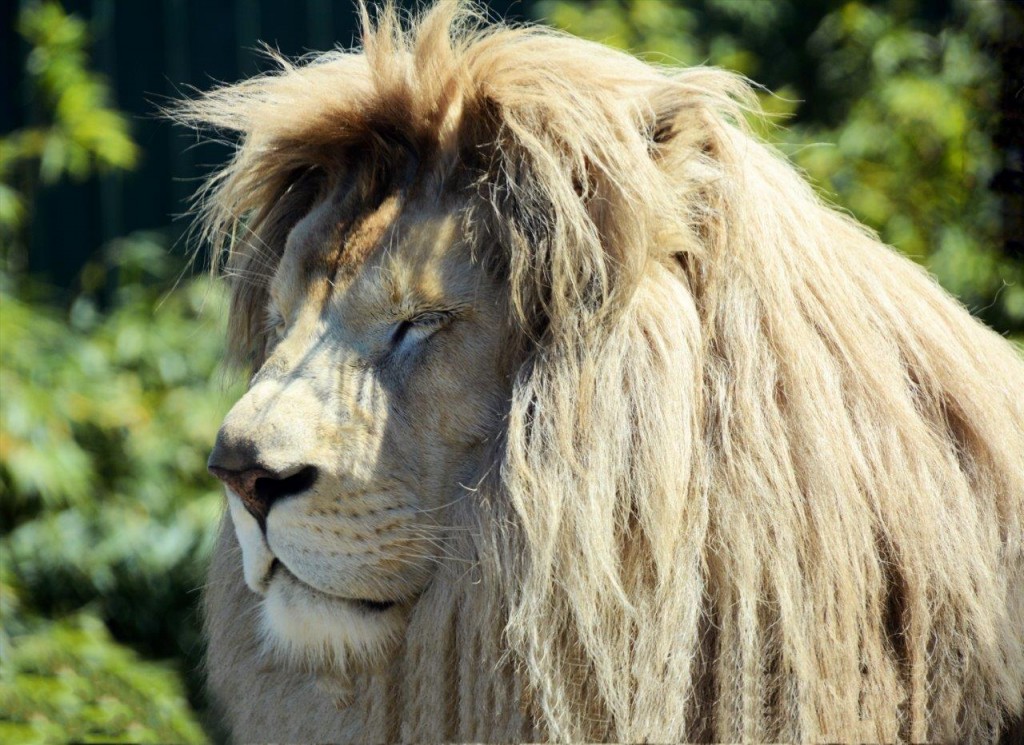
[208,180,508,669]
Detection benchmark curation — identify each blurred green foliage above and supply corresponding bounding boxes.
[1,236,237,741]
[0,0,1019,741]
[0,614,206,743]
[1,2,236,741]
[537,0,1022,337]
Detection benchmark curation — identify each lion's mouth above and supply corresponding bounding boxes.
[355,598,397,612]
[267,559,398,613]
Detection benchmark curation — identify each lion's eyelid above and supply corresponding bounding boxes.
[392,313,443,345]
[406,310,451,327]
[388,307,460,353]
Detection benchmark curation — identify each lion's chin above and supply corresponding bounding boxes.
[259,566,406,680]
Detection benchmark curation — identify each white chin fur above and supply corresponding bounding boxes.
[261,572,404,676]
[225,490,275,593]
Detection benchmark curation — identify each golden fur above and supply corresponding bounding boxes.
[179,1,1024,741]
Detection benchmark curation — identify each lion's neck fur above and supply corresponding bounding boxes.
[192,2,1024,741]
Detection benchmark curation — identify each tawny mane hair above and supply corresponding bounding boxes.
[180,1,1024,741]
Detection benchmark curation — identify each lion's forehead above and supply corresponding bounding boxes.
[275,188,474,326]
[274,187,399,302]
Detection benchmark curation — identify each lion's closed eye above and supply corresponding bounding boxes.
[390,310,454,353]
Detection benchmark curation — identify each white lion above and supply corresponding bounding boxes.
[179,2,1024,741]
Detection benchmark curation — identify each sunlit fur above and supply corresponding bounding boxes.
[179,1,1024,741]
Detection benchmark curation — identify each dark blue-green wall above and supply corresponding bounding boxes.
[3,0,528,289]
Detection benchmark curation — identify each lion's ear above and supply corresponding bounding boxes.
[644,72,758,164]
[650,101,685,146]
[645,97,722,165]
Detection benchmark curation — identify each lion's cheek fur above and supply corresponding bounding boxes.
[228,488,409,680]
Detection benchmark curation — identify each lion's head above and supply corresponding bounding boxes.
[180,2,1024,742]
[206,185,510,671]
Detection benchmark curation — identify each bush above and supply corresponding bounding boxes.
[1,234,241,741]
[0,613,207,744]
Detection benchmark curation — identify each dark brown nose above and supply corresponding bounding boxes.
[208,439,318,528]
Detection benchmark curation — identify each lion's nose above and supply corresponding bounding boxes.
[208,441,318,528]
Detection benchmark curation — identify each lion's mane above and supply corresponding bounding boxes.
[181,2,1024,741]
